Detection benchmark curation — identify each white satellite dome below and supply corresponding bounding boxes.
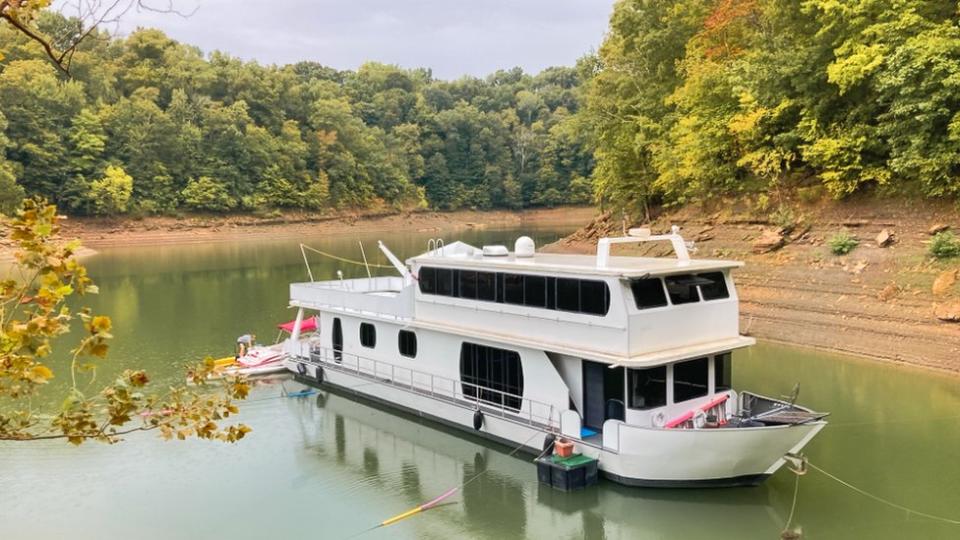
[514,236,535,258]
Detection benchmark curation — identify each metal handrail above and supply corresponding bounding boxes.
[304,344,558,431]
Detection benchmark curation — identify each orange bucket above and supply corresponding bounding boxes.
[554,439,574,458]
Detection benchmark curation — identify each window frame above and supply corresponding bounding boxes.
[416,266,611,317]
[359,322,376,349]
[698,272,730,301]
[398,329,417,358]
[628,365,667,410]
[630,277,669,310]
[672,357,710,403]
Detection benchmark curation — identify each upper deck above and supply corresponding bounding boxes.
[290,230,754,365]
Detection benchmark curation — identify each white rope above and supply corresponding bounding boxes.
[808,461,960,525]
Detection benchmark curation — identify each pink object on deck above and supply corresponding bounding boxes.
[664,394,730,429]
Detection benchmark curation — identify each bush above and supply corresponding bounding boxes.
[89,165,133,215]
[771,206,797,232]
[181,176,235,212]
[828,231,859,255]
[929,231,960,259]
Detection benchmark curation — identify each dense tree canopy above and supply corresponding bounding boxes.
[0,14,594,215]
[5,2,960,220]
[585,0,960,215]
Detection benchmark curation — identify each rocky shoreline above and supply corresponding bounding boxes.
[545,198,960,375]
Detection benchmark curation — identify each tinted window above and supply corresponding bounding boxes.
[416,268,609,317]
[436,268,454,296]
[556,278,580,312]
[418,267,436,294]
[459,342,523,411]
[398,330,417,358]
[715,352,731,391]
[459,270,477,299]
[503,274,524,305]
[631,278,668,309]
[332,317,343,362]
[524,275,547,308]
[664,274,701,305]
[359,322,376,348]
[580,280,609,315]
[477,272,496,301]
[673,357,709,402]
[628,366,666,410]
[699,272,729,301]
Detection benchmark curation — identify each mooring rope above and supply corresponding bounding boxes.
[300,243,395,270]
[808,461,960,526]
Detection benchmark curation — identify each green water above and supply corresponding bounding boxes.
[2,225,960,539]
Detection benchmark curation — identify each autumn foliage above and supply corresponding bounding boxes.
[0,199,250,444]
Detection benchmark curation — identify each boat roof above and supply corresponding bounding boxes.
[406,241,742,278]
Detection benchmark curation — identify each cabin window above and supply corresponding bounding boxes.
[416,266,609,316]
[503,274,524,305]
[556,278,580,312]
[673,357,709,402]
[631,277,668,309]
[359,322,376,348]
[459,342,523,411]
[477,272,497,301]
[579,280,609,315]
[628,366,667,410]
[436,268,454,297]
[458,270,478,299]
[332,317,343,362]
[418,267,436,294]
[524,275,547,308]
[664,274,703,305]
[715,352,731,391]
[698,272,730,301]
[398,330,417,358]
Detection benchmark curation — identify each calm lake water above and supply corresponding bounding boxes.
[3,225,960,539]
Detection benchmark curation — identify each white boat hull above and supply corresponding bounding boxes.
[286,357,823,487]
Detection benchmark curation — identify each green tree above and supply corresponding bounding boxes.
[181,176,235,211]
[89,165,134,215]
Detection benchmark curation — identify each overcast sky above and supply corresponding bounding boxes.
[99,0,615,79]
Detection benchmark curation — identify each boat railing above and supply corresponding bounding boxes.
[304,344,558,431]
[291,278,413,321]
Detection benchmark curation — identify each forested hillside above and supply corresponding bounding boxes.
[0,12,593,215]
[4,1,960,219]
[585,0,960,215]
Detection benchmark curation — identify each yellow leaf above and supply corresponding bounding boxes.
[30,364,54,383]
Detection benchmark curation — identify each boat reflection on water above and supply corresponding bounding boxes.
[283,382,794,539]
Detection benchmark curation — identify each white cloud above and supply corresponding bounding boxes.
[88,0,614,78]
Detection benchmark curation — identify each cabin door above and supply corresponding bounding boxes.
[582,361,625,431]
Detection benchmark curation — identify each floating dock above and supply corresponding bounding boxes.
[536,453,599,491]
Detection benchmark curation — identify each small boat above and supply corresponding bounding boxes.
[206,317,318,379]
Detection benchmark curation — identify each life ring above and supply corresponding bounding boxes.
[473,410,484,431]
[693,410,708,429]
[297,362,307,376]
[652,412,666,428]
[542,433,556,454]
[315,365,324,385]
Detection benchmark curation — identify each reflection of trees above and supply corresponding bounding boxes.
[461,451,527,539]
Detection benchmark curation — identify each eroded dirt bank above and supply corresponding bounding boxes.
[545,198,960,374]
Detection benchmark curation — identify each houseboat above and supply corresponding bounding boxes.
[281,228,827,487]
